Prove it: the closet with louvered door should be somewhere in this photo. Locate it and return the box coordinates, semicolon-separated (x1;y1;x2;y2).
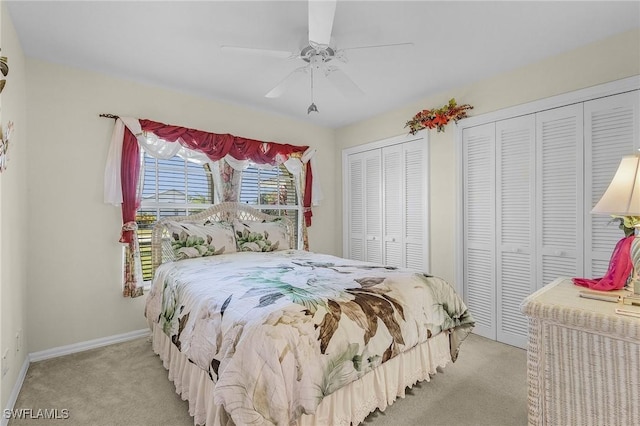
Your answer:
535;104;584;288
364;150;383;264
382;144;403;267
584;92;640;278
343;135;429;272
496;115;536;348
402;140;429;270
460;86;640;349
462;123;496;340
346;149;382;263
346;152;365;261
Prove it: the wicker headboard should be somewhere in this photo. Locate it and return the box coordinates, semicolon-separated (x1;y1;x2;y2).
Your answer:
150;202;295;275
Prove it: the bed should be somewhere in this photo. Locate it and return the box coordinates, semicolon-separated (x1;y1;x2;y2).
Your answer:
145;202;474;425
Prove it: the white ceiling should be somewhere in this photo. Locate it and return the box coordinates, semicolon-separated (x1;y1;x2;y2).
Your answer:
6;1;640;128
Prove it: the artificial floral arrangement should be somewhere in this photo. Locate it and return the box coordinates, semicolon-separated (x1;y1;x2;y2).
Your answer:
405;98;473;134
611;215;640;237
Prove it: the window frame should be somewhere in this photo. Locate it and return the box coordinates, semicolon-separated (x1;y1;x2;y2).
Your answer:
133;151;302;285
239;163;302;247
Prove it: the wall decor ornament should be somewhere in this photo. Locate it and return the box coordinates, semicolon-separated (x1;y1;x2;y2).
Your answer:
0;49;8;94
0;49;9;172
405;98;473;134
0;121;14;172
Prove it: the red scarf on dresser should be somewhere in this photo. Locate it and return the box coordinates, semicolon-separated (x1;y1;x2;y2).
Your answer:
573;235;634;291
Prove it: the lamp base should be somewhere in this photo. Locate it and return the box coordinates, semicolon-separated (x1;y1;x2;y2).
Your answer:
628;230;640;296
626;277;640;295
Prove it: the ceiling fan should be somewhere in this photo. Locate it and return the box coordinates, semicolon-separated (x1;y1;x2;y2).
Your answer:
220;0;413;114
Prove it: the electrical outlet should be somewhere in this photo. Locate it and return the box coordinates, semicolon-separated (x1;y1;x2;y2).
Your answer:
16;330;21;353
1;349;9;377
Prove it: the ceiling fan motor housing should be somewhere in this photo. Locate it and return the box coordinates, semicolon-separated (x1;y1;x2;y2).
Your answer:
301;45;335;69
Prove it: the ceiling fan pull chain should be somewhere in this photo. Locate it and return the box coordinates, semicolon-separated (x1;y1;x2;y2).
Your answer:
308;67;318;114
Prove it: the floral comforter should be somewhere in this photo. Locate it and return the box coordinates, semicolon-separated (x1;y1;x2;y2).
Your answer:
145;250;474;425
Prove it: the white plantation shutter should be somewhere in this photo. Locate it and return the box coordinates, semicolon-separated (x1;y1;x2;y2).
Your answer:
364;150;383;264
138;153;215;280
143;154;215;206
238;167;260;204
536;104;584;286
404;140;428;271
383;144;403;267
496;115;536;348
239;165;297;207
238;164;300;244
463;123;496;340
348;153;365;261
584;92;640;277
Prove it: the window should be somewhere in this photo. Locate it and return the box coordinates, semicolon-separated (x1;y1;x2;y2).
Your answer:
135;150;300;281
136;151;215;281
240;163;300;245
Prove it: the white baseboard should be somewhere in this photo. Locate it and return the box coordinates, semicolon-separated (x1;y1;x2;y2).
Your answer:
2;329;150;424
1;356;29;426
29;328;150;362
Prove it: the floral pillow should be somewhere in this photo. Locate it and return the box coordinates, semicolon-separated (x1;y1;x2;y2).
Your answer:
165;220;236;260
232;219;291;252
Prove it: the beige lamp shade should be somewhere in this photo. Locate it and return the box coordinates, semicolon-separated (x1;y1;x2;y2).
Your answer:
592;153;640;216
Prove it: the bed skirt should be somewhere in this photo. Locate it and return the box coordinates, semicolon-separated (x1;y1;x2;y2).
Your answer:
151;323;452;425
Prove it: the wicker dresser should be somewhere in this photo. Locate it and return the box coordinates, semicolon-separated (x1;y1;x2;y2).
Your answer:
521;278;640;426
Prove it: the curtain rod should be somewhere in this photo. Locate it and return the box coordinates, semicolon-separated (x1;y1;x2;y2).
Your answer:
99;113;119;120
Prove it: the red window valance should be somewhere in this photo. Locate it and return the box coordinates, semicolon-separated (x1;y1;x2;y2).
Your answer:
116;118;314;245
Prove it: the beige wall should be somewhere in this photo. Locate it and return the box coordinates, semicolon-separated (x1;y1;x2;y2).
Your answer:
1;8;638;401
25;60;337;354
1;0;4;406
335;28;640;286
1;1;28;408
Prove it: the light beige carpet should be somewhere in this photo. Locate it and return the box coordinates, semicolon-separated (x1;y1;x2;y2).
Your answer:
9;333;527;426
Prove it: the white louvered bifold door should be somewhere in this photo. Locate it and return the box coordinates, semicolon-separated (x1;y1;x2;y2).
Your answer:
536;104;584;287
496;115;536;348
403;139;429;271
347;153;365;261
382;144;404;268
346;136;429;269
584;92;640;278
462;123;496;340
364;149;383;264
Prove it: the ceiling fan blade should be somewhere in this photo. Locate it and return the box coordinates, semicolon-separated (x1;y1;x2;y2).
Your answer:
308;0;337;48
340;42;414;53
265;66;308;98
325;67;364;98
220;45;295;59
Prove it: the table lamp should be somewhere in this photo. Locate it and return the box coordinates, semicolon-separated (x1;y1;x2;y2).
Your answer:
592;153;640;297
